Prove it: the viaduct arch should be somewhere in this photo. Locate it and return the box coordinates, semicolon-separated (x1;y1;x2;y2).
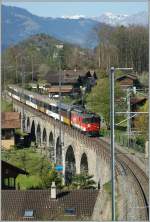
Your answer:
80;153;88;174
65;146;76;184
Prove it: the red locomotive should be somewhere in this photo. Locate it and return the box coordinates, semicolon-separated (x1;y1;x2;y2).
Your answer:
71;107;100;136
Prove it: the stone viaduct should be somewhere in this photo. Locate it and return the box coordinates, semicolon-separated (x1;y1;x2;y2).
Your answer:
13;101;111;186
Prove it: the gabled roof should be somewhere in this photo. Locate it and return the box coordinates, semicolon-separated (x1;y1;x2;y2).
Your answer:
1;112;21;129
1;189;99;221
2;160;28;178
47;85;73;93
116;74;137;81
131;97;147;105
45;70;95;85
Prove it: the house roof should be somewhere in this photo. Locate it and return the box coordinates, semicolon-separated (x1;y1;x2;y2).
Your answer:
1;112;21;129
131;97;147;105
45;70;91;85
1;189;99;221
2;161;28;178
47;85;73;93
116;74;137;81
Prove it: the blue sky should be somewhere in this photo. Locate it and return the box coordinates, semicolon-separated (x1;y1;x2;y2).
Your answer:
3;1;148;17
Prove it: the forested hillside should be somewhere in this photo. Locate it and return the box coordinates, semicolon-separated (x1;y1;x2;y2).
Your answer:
2;34;93;86
94;24;148;73
2;24;148;87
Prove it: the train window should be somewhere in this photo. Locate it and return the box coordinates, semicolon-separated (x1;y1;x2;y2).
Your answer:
44;103;48;109
48;104;51;110
36;100;40;106
25;95;29;100
83;118;90;123
83;117;100;123
51;106;58;113
31;98;37;104
38;100;43;107
41;101;44;108
92;117;100;123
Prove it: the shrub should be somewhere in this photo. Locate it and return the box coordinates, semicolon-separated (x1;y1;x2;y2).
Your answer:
136;136;145;147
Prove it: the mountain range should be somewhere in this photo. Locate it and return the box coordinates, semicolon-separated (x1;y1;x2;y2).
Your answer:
62;11;148;27
2;5;148;50
92;11;148;27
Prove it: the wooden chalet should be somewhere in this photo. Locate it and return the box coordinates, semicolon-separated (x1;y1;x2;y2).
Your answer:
1;112;21;149
46;85;76;97
116;74;140;89
45;70;97;96
1;161;28;190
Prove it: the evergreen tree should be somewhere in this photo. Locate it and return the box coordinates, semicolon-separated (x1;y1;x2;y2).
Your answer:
71;173;96;189
41;167;62;189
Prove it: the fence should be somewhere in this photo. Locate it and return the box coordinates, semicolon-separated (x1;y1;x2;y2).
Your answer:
100;130;144;153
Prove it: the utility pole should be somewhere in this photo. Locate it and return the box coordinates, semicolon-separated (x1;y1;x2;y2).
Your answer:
59;57;62;164
21;56;25;133
31;55;34;82
80;86;86;107
98;45;101;68
110;67;115;221
127;88;131;148
56;44;63;165
109;67;133;221
15;56;18;84
3;53;6;98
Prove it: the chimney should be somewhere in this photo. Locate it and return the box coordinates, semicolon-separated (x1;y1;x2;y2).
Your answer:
51;181;56;199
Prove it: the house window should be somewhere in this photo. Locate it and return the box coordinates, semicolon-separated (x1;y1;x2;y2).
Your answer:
2;130;6;139
64;208;76;216
24;210;34;218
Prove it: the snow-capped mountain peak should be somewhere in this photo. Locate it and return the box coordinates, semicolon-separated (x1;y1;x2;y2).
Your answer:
61;14;86;19
92;11;148;26
93;12;129;26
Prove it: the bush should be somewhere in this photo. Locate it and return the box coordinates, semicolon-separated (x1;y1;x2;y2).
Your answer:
41;168;62;189
15;129;28;137
103;180;112;195
136;136;145;147
24;84;32;91
99;128;108;137
16;175;43;190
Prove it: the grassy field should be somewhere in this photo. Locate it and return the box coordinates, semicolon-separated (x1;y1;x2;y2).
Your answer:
1;99;13;112
2;148;51;189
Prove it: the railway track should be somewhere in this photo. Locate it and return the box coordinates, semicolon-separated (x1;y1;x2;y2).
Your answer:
117;158;148;220
11;97;149;220
97;138;149;220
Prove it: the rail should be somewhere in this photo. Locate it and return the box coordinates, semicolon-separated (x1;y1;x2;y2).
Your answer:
100;138;149;220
